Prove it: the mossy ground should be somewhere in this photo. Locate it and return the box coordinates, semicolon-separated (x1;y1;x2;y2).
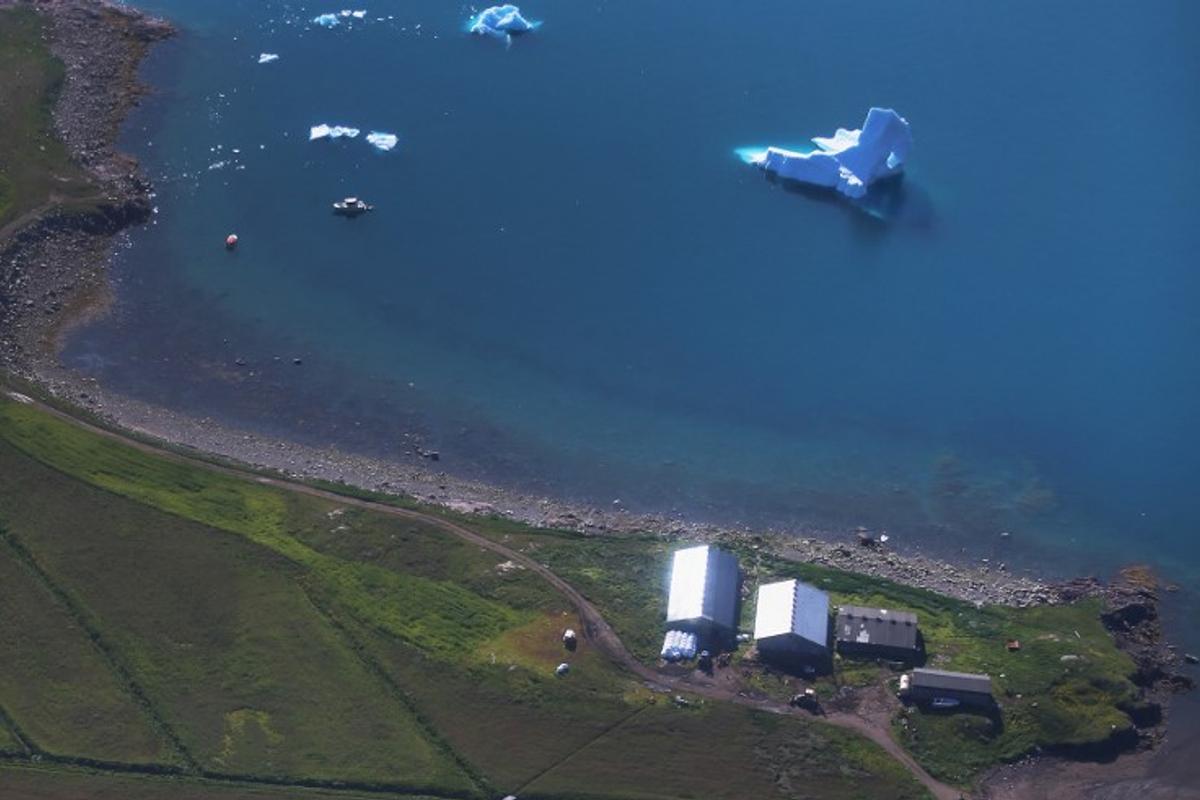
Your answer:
0;763;452;800
0;7;98;228
0;548;175;765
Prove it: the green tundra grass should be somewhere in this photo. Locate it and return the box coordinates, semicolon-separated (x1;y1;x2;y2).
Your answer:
0;763;451;800
0;7;97;228
0;548;175;765
0;396;933;799
521;701;928;800
0;715;22;754
0;440;472;792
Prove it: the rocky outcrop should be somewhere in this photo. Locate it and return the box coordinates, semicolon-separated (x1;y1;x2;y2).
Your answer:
1;1;173;373
1099;566;1193;693
1051;566;1194;759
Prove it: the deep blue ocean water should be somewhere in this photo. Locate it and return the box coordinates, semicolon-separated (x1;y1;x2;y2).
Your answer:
75;1;1199;598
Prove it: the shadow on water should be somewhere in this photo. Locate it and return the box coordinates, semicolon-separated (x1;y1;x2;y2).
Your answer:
763;172;937;237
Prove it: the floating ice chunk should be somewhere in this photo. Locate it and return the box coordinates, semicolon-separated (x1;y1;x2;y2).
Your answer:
742;108;912;199
310;124;360;140
366;132;398;152
313;13;340;27
468;5;540;41
257;53;280;64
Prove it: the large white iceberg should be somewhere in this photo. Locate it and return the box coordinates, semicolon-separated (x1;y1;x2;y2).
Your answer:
469;5;540;40
742;108;912;199
366;132;398;152
310;124;361;140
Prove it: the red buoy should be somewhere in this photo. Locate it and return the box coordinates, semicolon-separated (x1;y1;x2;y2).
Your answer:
225;234;239;250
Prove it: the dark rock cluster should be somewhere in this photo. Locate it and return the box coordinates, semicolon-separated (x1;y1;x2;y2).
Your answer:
1098;566;1193;694
1058;565;1194;755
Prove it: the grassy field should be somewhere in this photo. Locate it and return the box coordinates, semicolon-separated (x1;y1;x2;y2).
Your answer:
521;701;929;800
0;714;22;754
0;7;97;228
0;544;174;765
0;396;934;799
0;764;452;800
0;438;472;792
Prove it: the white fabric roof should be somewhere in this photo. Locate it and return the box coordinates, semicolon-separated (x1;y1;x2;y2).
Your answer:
754;579;798;639
666;545;710;622
754;579;829;647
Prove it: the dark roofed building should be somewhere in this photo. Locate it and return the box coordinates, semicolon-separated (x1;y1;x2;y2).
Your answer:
905;668;993;707
835;605;919;659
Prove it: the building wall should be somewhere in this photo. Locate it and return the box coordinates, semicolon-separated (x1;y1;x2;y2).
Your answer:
701;548;740;633
908;686;994;707
757;632;828;659
836;640;919;661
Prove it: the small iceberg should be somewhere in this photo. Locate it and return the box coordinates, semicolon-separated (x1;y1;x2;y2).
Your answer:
257;53;280;64
366;132;398;152
313;11;366;28
468;5;540;41
741;108;912;199
310;124;361;141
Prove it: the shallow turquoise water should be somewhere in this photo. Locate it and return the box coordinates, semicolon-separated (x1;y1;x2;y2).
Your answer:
77;1;1200;584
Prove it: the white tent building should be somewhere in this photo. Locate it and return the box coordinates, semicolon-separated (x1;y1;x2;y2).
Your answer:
664;545;739;640
753;579;830;658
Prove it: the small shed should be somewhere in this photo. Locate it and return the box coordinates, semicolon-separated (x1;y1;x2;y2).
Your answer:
753;579;829;658
665;545;740;643
835;605;919;659
906;668;993;707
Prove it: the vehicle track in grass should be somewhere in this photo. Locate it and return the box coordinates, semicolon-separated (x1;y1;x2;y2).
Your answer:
3;387;963;800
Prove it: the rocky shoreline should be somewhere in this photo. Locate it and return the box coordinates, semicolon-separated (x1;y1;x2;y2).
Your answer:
0;0;171;370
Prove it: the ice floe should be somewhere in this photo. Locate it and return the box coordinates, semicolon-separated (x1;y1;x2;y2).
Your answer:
366;132;398;152
257;53;280;64
740;108;912;199
310;125;398;153
468;5;540;41
310;124;361;140
313;10;367;27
